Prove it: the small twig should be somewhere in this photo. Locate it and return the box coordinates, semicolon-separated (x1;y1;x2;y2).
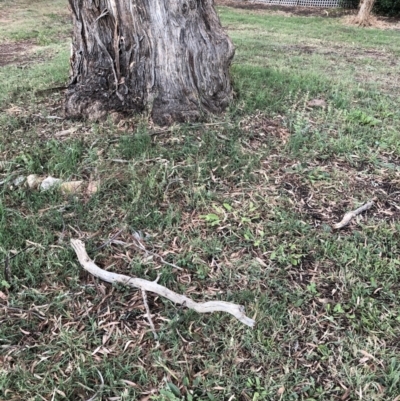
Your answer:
95;229;124;251
164;178;182;194
1;305;46;320
85;369;104;401
58;216;66;245
35;86;68;95
4;256;11;284
333;201;374;229
110;159;130;163
26;240;46;250
142;289;158;340
112;238;184;271
32;114;64;120
1;246;30;271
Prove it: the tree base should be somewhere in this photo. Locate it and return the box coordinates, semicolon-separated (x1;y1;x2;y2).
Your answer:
349;0;376;27
348;15;373;26
65;0;234;126
65;84;208;125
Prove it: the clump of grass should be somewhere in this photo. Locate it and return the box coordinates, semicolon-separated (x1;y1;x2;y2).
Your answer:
1;2;400;401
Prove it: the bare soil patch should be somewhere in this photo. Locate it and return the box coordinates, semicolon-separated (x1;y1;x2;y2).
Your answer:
288;44;397;63
0;40;39;67
0;13;12;24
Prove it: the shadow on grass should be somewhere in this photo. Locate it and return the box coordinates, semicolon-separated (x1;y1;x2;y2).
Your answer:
231;63;350;114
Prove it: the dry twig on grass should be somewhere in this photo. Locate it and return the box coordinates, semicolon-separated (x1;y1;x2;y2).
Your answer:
85;369;104;401
112;234;184;271
333;201;374;229
71;239;255;327
142;289;159;340
94;228;124;251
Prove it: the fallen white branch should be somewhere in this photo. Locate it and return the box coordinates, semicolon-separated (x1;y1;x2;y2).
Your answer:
71;239;255;327
333;201;374;229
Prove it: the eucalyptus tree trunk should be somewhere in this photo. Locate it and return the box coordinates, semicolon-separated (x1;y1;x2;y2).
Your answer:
354;0;376;26
65;0;235;125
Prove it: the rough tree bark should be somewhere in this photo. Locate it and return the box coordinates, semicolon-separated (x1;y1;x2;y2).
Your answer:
352;0;376;26
66;0;235;125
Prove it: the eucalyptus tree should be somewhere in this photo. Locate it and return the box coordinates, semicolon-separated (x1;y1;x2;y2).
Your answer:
66;0;234;125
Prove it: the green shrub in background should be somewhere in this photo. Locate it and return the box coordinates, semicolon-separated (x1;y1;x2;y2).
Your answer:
373;0;400;16
344;0;400;16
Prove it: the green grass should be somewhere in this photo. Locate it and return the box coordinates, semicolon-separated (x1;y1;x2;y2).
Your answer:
0;0;70;44
1;2;400;401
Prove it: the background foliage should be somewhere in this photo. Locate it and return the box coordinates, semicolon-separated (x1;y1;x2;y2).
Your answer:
374;0;400;16
343;0;400;16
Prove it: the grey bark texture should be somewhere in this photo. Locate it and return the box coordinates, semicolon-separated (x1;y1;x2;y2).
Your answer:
65;0;235;125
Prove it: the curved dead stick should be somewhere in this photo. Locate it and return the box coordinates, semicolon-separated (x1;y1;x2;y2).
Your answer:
333;201;374;229
71;239;255;327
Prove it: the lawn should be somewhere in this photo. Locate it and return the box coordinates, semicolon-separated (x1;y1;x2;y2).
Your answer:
1;1;400;400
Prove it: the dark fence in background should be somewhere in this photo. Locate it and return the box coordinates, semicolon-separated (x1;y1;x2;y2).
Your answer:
238;0;400;14
240;0;356;7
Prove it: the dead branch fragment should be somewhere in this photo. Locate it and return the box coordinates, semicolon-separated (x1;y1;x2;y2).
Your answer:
142;289;158;340
71;239;255;327
333;201;374;229
85;369;104;401
111;235;184;271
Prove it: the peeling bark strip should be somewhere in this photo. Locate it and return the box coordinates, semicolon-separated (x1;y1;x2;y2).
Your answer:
66;0;235;125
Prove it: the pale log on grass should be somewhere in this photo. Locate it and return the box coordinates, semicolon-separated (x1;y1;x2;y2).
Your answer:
71;239;255;327
333;201;374;229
